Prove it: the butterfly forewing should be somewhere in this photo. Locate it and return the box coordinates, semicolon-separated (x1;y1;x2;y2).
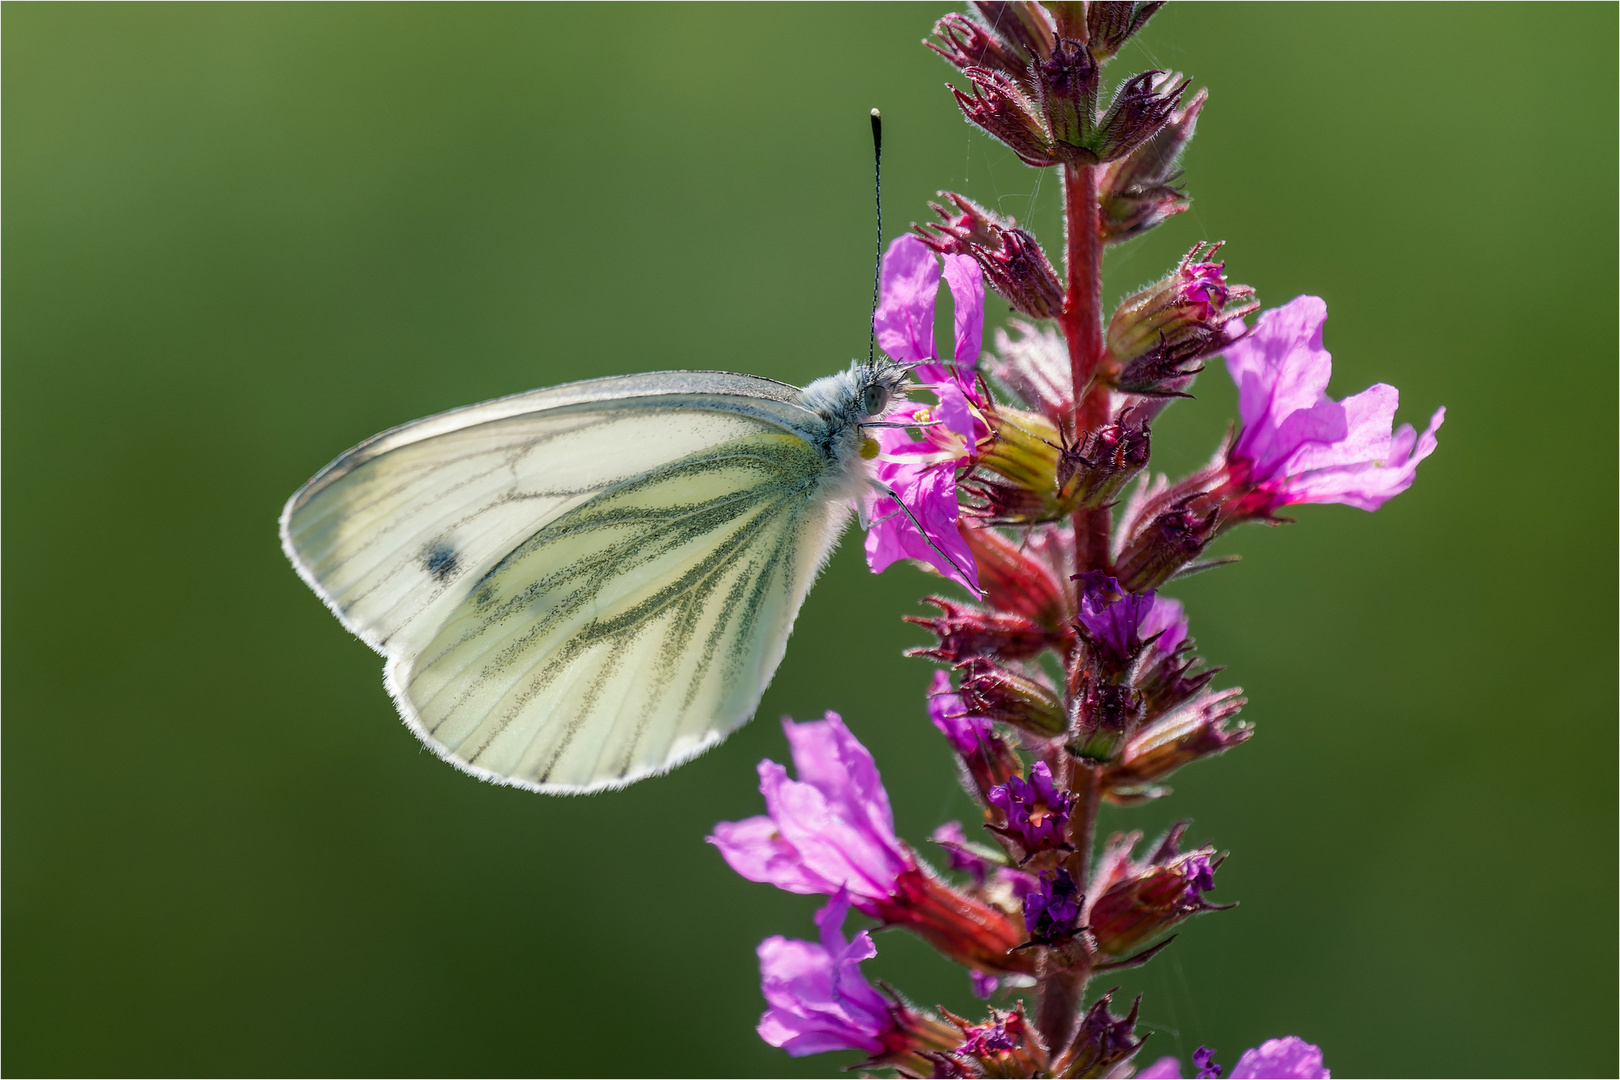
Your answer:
281;373;852;793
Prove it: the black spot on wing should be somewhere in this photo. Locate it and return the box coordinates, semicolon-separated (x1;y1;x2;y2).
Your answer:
424;542;459;582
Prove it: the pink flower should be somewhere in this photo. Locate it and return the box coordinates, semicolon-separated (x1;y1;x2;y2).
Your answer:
1138;1036;1330;1078
708;713;911;911
1224;295;1444;513
755;890;899;1057
864;235;987;593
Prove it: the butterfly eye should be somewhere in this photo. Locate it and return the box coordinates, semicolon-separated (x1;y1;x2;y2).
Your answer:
861;384;890;416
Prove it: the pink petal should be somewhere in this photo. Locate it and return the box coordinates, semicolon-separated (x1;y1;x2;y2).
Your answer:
943;253;985;371
874;235;939;364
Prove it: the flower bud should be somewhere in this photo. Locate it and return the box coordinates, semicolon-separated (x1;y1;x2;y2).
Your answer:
917;193;1064;319
929;11;1034;86
963;405;1069;524
1033;36;1101;155
1089;69;1190;163
1068;677;1144;762
952;67;1064;167
1107;243;1257;392
1100;87;1205;243
1136;637;1220;724
957;658;1068;737
959;525;1069;630
908;596;1057;663
1089;823;1231;960
1114;495;1217;592
924;669;1026;806
973;1;1057;63
1086;1;1165;61
1103;687;1251;802
931;1002;1048;1078
1058;407;1152;510
1053;990;1148;1078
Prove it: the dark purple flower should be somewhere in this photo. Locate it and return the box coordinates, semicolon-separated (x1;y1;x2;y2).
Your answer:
708;713;911;912
1139;1038;1329;1079
1194;1045;1224;1078
864;235;986;593
927;670;994;755
987;761;1073;854
1076;570;1185;666
1022;867;1083;943
755;890;897;1057
1224;295;1444;514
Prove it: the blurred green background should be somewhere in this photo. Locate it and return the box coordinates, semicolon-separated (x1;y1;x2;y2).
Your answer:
5;3;1615;1076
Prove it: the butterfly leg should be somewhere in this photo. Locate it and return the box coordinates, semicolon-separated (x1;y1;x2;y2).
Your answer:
868;479;983;597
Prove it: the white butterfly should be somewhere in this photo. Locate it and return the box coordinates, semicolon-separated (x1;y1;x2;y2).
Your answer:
280;360;955;794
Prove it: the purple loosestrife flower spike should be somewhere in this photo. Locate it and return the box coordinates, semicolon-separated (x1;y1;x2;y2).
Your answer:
708;713;910;911
865;236;986;593
755;890;897;1057
1223;295;1445;515
987;760;1072;855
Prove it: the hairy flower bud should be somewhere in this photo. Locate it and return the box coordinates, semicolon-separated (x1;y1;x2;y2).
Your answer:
1054;991;1149;1078
1058;407;1152;509
972;1;1056;62
1114;495;1218;592
957;658;1067;737
928;1002;1049;1078
924;670;1026;806
1108;244;1258;397
1090;69;1189;163
1137;636;1220;723
1100;87;1205;243
929;11;1034;86
951;67;1063;167
1086;1;1166;60
1104;687;1251;802
1069;677;1145;761
1034;36;1101;153
963;405;1071;524
908;596;1057;663
918;193;1065;319
1089;823;1231;960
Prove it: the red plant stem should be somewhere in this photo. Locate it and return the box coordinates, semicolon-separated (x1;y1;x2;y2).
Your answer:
1035;161;1112;1057
1060;161;1114;578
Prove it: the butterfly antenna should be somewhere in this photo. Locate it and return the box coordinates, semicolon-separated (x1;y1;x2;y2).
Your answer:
868;107;883;366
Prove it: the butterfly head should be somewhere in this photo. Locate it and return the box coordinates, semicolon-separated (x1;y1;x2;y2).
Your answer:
852;356;910;420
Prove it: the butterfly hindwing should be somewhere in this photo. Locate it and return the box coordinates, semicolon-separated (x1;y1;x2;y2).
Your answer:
394;430;849;791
